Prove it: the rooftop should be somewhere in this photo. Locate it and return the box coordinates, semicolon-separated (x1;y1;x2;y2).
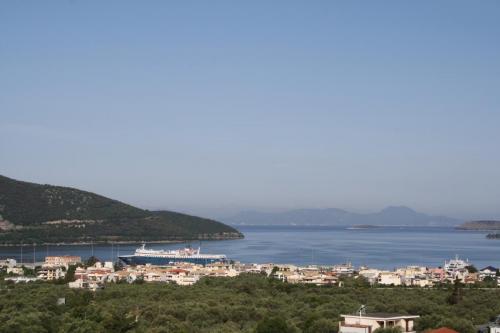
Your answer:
342;312;419;319
480;266;498;271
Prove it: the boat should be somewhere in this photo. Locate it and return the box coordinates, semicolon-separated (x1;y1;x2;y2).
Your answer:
444;254;469;274
119;244;227;266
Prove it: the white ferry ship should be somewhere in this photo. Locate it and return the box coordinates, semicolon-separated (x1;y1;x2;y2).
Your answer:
119;244;227;266
444;255;470;274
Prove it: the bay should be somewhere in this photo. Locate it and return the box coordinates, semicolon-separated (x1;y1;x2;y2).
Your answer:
1;226;499;270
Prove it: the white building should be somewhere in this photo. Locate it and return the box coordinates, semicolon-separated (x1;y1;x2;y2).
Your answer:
4;276;39;283
45;256;81;267
358;268;381;285
68;279;89;289
38;266;65;280
486;315;500;333
0;258;17;268
339;312;419;333
479;266;498;280
6;266;24;275
378;272;402;286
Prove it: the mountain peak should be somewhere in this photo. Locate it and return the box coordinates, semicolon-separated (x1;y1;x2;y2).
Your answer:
224;206;461;226
380;206;418;214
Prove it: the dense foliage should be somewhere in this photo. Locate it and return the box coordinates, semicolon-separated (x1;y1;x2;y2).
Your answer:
0;175;242;244
1;274;499;333
0;175;148;224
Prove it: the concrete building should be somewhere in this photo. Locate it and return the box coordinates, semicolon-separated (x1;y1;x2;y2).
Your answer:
44;256;81;267
378;272;402;286
37;266;65;280
339;313;419;333
358;268;381;285
485;315;500;333
4;276;39;283
0;258;17;268
479;266;498;280
6;266;24;275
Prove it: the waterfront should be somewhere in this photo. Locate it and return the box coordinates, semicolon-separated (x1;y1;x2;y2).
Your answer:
1;226;498;269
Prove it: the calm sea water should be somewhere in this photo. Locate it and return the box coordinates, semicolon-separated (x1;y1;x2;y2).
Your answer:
1;226;499;269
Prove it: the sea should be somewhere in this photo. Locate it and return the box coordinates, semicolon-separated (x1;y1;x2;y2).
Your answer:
1;226;499;270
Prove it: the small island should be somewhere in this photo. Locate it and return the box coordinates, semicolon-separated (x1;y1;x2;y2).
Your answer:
486;233;500;239
347;224;380;230
455;220;500;231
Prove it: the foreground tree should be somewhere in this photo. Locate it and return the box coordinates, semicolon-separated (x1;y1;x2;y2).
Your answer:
447;278;463;305
373;327;402;333
255;317;291;333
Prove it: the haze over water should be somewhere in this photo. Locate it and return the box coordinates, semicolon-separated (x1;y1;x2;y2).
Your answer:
2;226;498;270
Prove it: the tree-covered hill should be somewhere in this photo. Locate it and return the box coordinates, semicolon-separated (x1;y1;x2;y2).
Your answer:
0;175;242;244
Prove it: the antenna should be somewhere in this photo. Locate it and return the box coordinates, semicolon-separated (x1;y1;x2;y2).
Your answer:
91;240;94;257
356;305;366;323
111;243;114;263
20;241;23;264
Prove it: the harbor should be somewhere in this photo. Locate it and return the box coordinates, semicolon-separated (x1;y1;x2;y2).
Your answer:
2;241;499;290
1;225;499;269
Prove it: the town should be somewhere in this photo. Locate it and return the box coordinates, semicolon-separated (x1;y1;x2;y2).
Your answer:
1;254;499;289
2;254;500;332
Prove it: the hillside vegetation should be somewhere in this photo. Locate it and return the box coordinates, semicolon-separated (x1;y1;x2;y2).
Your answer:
0;175;242;245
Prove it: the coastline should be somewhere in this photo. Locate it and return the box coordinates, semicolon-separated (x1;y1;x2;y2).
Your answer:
0;234;244;247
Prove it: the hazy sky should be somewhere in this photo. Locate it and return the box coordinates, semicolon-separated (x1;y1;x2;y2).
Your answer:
1;1;499;219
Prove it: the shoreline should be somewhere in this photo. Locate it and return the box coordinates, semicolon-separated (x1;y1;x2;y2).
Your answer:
0;235;244;247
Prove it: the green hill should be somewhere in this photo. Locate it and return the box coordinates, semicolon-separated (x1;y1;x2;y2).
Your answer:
0;175;242;245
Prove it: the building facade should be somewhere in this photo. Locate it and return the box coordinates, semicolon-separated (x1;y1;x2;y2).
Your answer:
339;313;419;333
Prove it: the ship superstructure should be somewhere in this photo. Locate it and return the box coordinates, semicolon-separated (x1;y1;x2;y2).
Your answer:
444;255;470;275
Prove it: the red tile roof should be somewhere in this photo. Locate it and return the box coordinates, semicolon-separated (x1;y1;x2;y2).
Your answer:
428;328;459;333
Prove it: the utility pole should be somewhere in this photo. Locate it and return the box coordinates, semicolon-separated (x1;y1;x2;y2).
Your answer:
33;244;36;266
20;241;23;264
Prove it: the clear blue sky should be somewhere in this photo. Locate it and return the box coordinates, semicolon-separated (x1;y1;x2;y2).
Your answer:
1;1;499;219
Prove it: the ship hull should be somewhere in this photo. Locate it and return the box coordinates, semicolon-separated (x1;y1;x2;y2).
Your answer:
119;255;225;266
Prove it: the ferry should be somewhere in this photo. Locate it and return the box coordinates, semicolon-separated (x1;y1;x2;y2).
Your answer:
444;255;469;274
119;244;227;266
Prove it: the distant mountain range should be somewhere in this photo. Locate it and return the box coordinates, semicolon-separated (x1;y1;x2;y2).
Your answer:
0;175;242;245
223;206;462;227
